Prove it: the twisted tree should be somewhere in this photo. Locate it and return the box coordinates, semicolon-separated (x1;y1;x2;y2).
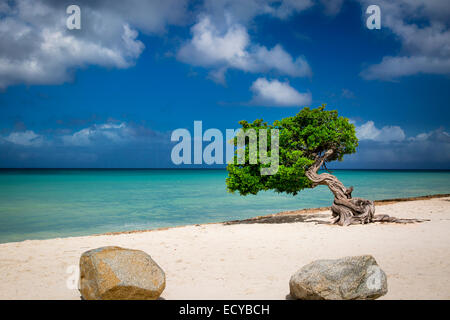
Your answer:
226;105;423;226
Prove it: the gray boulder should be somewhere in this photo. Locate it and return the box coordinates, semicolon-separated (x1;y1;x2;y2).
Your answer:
289;255;387;300
79;246;165;300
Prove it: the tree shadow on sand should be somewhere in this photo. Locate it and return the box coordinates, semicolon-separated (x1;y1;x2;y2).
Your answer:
224;213;333;225
223;213;429;226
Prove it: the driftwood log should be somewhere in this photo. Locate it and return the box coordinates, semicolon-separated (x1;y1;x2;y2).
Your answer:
305;149;427;226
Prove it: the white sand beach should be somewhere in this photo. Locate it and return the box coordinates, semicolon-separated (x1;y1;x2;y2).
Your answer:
0;196;449;300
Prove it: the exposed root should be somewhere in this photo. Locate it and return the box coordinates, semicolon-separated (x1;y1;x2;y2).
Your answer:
331;197;428;226
371;215;429;224
331;197;375;226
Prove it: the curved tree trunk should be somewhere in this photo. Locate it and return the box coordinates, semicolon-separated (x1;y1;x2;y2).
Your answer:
305;150;427;226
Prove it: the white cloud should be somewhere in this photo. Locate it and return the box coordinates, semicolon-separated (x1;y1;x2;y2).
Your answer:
7;0;448;89
362;55;450;80
0;0;317;89
359;0;450;80
178;17;249;68
61;122;134;146
250;77;312;106
342;126;450;168
177;15;311;82
1;120;168;151
201;0;314;25
2;130;45;147
0;0;188;88
1;120;449;169
0;121;172;167
355;121;406;142
265;0;314;19
208;67;228;85
409;127;450;143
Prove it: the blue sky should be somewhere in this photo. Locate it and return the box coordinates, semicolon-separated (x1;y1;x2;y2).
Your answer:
0;0;449;168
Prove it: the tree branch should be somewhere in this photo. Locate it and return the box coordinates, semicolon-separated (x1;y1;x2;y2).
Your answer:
305;149;349;200
309;149;333;174
323;162;333;174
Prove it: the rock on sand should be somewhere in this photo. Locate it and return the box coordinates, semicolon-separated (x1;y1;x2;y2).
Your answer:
289;255;387;300
79;246;165;300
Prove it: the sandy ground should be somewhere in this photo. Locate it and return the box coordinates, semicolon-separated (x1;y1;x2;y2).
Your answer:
0;197;449;300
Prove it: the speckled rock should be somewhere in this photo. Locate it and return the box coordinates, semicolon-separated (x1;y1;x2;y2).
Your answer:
289;255;387;300
79;246;165;300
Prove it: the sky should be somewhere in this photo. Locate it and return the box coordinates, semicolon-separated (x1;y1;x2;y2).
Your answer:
0;0;449;169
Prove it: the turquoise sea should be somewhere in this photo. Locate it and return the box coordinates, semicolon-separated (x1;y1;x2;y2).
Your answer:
0;169;449;243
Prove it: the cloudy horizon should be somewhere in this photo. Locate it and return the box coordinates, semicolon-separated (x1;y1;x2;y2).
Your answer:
0;0;449;169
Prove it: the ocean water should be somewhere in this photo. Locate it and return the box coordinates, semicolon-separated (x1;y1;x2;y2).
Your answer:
0;169;448;243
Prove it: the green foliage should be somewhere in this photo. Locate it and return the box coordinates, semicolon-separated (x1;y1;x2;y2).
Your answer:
226;105;358;196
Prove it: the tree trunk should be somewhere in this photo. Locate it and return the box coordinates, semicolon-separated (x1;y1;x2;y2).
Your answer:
305;150;426;226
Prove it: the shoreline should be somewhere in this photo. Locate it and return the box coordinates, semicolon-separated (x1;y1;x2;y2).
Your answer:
0;195;448;299
97;193;450;237
0;193;449;245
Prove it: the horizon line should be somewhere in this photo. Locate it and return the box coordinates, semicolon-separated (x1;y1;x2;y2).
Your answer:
0;168;449;171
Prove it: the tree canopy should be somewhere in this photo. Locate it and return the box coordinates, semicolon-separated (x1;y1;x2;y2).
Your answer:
226;105;358;196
